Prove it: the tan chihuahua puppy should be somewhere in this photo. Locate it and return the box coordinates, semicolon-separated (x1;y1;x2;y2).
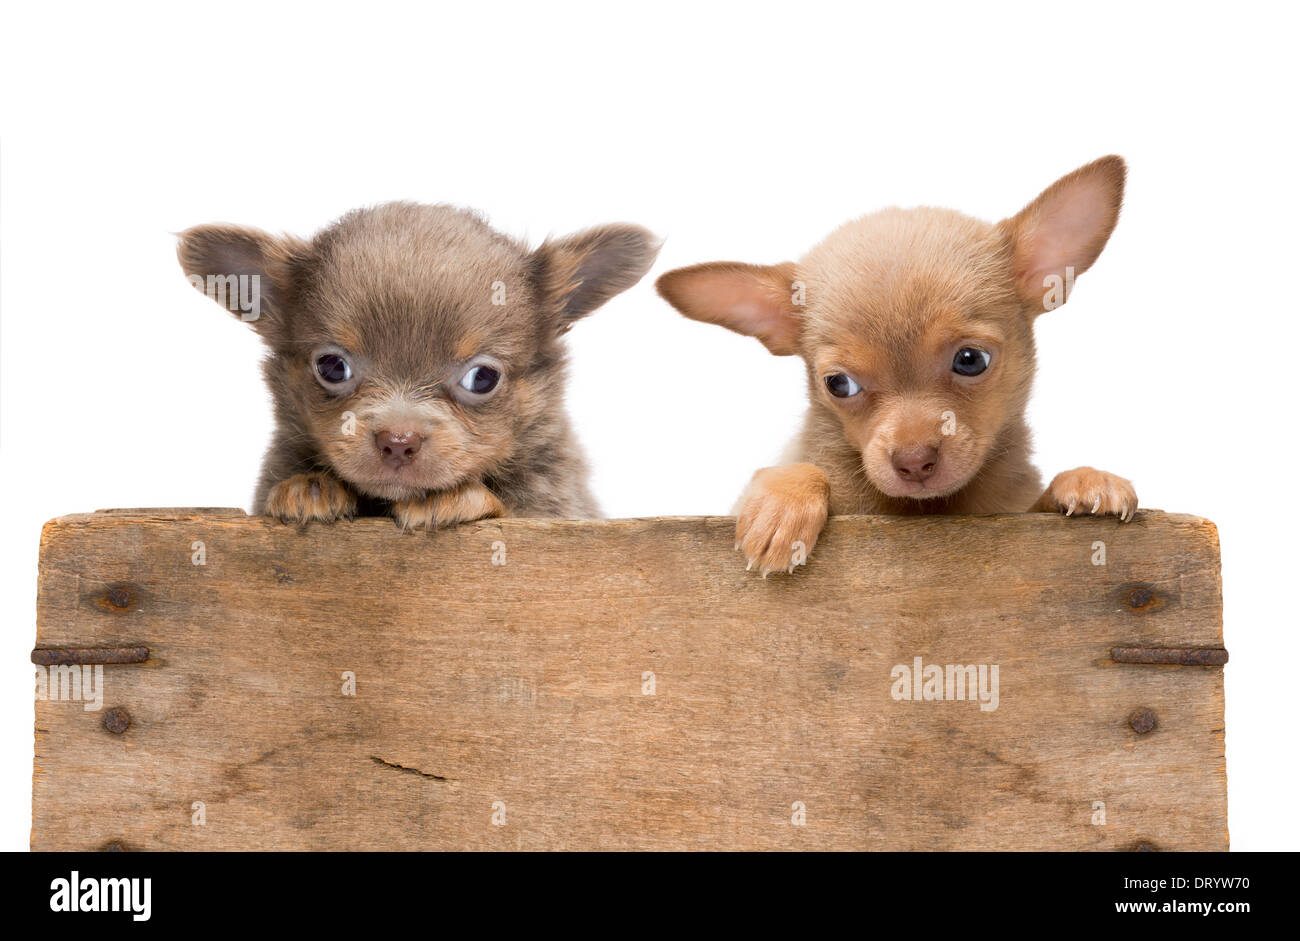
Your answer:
657;156;1135;574
179;203;658;527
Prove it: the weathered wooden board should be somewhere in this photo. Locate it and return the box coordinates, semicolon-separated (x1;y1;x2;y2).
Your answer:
31;509;1227;851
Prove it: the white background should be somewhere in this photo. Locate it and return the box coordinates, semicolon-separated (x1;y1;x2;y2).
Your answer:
1;1;1296;851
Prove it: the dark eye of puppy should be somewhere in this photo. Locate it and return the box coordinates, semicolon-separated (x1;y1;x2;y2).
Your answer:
452;356;506;404
460;364;500;395
952;347;991;377
825;373;862;398
315;353;352;385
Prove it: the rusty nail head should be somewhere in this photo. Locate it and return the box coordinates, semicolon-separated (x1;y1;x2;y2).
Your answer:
1128;587;1153;608
1129;708;1157;734
103;707;131;734
105;587;133;609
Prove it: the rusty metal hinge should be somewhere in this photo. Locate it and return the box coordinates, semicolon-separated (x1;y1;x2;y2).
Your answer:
31;646;150;666
1110;645;1228;667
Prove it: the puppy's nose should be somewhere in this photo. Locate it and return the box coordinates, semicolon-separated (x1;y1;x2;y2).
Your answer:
374;430;423;468
892;445;939;482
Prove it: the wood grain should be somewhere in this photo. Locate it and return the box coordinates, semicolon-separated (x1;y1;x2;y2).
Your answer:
31;509;1227;850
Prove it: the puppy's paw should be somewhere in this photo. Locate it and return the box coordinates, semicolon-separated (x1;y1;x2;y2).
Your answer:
734;463;831;576
264;473;357;523
392;481;505;531
1036;466;1137;522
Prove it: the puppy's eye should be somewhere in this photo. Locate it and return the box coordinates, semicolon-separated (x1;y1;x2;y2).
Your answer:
952;348;991;377
315;353;353;384
825;373;862;398
456;361;503;398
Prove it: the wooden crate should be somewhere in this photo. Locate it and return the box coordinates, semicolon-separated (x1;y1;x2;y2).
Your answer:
31;508;1227;851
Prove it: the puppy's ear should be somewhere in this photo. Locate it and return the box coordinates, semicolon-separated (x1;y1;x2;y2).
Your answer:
176;224;306;338
655;262;802;356
999;155;1126;314
531;224;661;328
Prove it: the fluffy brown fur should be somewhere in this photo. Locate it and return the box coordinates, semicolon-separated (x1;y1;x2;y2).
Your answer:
657;156;1135;574
178;202;659;526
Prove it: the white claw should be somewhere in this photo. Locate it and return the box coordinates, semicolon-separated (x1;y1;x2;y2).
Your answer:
1066;500;1077;516
746;558;755;572
1091;496;1101;514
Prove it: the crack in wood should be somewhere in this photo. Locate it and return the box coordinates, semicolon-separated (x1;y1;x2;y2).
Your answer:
369;756;449;782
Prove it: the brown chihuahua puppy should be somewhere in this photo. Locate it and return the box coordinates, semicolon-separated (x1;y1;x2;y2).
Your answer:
179;203;658;527
657;156;1135;574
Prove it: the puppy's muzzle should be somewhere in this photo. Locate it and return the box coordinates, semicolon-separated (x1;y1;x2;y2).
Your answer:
374;429;423;469
892;445;939;483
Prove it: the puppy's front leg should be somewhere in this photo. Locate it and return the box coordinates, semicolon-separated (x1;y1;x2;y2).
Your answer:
264;472;358;523
1031;466;1138;522
735;463;831;576
392;480;505;531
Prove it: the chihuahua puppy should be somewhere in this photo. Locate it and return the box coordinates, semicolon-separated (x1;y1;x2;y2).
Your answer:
178;202;658;527
657;156;1135;574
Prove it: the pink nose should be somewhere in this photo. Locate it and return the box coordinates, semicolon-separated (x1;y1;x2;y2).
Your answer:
375;430;422;468
892;445;939;482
